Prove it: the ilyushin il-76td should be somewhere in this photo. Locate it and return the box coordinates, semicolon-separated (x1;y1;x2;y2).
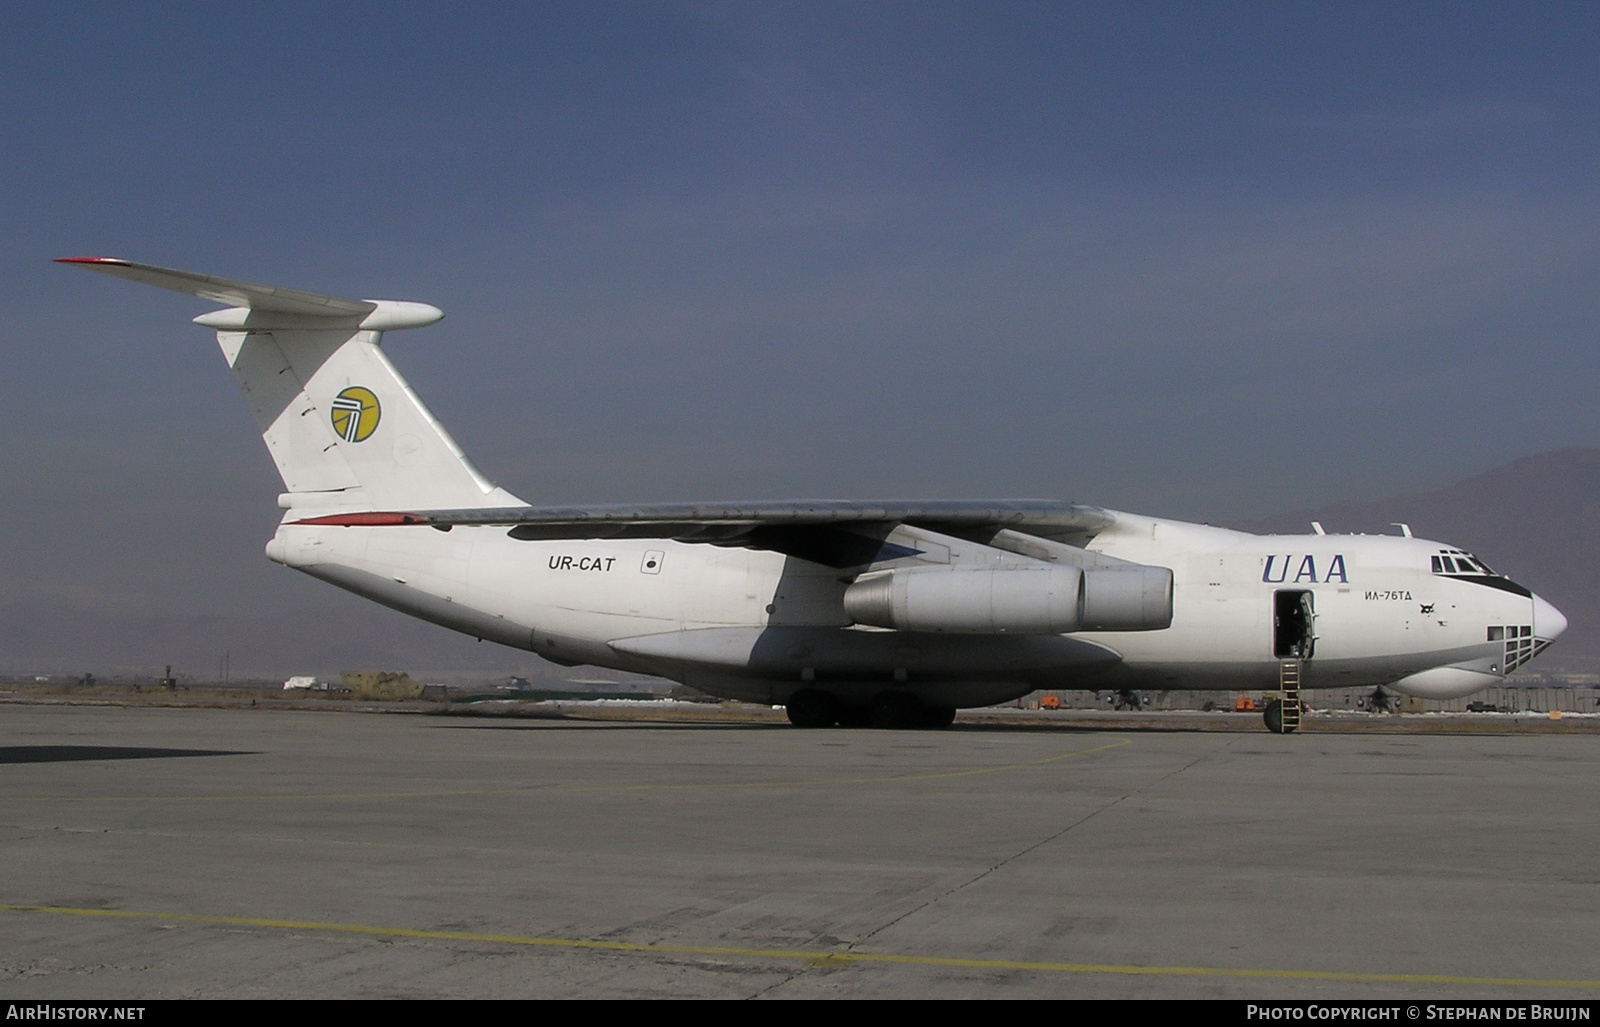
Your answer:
60;258;1568;732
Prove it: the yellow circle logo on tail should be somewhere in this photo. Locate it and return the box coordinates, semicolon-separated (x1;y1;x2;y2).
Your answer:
330;387;381;443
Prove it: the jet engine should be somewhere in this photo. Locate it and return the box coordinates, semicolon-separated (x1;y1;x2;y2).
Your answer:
1079;565;1174;631
843;563;1172;634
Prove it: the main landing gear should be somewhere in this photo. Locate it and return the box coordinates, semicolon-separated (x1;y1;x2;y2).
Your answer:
785;688;957;730
784;689;841;728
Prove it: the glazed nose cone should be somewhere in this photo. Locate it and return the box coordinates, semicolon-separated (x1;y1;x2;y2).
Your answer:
1533;594;1568;641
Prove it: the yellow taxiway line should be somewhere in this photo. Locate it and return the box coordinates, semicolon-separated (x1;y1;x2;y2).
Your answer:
2;903;1596;990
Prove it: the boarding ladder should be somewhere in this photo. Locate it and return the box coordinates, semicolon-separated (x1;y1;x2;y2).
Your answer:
1279;660;1302;733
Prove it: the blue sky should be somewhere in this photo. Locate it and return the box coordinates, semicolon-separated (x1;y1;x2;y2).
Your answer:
4;3;1598;675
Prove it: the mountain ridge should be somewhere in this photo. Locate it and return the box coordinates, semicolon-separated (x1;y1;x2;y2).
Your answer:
1233;447;1600;671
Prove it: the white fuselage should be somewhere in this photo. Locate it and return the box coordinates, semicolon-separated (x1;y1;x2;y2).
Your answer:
266;508;1563;708
58;257;1567;712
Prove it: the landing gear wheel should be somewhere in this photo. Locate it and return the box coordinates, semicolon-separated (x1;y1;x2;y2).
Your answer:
786;689;840;728
864;693;955;729
836;704;872;728
1263;699;1285;734
868;691;922;730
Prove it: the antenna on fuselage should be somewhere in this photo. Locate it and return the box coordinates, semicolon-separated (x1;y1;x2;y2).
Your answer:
1311;521;1326;535
1391;523;1413;538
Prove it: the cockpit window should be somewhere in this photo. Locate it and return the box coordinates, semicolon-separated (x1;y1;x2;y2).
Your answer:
1432;549;1495;577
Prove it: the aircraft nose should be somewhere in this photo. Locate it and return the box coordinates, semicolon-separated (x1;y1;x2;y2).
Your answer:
1533;593;1568;641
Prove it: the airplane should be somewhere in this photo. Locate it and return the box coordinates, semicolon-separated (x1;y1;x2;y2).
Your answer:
58;257;1569;733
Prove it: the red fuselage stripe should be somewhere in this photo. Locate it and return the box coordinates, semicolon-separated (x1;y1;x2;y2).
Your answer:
292;513;429;526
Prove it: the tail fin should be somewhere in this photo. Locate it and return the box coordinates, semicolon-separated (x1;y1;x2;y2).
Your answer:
58;258;521;513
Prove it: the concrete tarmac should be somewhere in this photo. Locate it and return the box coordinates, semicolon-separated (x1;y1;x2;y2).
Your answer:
1;704;1596;999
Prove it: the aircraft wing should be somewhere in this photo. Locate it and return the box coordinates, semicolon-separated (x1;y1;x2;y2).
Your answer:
292;501;1117;568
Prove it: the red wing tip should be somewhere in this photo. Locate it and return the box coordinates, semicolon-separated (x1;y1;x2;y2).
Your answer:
292;512;431;527
55;257;130;265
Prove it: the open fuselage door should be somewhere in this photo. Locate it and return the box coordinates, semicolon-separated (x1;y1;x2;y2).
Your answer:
1273;590;1315;660
1269;589;1314;733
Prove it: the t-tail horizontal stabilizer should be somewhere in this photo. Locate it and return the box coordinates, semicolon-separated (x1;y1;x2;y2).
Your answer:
55;257;443;331
58;257;518;512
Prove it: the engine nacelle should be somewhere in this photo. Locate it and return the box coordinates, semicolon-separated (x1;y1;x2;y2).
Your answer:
842;563;1174;634
1080;566;1174;631
844;565;1085;634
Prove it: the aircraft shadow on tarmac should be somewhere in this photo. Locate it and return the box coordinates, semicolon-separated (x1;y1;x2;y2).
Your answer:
428;720;1107;734
0;746;257;765
431;721;789;733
